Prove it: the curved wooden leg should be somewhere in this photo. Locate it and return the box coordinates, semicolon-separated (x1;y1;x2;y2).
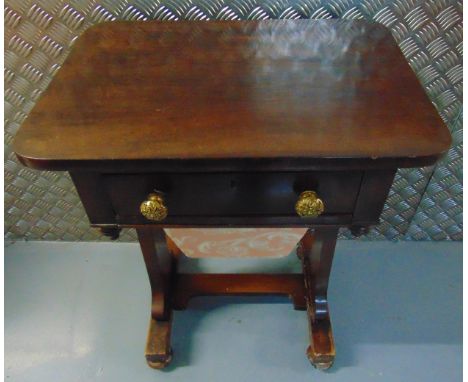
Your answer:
137;227;177;369
298;228;338;370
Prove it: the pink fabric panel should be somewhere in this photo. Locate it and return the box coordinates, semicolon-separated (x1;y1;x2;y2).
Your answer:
165;228;307;258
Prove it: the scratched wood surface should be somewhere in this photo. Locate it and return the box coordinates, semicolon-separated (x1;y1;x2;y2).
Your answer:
14;20;450;171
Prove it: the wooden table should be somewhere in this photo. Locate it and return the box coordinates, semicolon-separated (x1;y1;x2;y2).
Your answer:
14;20;450;370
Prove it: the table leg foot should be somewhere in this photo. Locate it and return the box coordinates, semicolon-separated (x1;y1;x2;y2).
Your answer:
307;347;334;370
306;319;335;370
145;317;173;369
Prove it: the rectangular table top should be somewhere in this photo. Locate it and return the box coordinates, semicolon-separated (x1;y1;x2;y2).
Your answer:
14;20;451;171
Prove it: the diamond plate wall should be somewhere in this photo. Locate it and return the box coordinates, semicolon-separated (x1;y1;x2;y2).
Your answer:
4;0;462;242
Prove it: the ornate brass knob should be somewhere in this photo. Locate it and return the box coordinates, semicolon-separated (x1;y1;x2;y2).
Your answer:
140;193;168;221
295;191;324;218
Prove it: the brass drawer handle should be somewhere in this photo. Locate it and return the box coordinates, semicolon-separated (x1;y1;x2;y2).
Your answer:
140;193;168;221
295;191;324;218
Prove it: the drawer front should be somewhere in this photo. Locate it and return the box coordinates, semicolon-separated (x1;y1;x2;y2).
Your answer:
103;171;362;224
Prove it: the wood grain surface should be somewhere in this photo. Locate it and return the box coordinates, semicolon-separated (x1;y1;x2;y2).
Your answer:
14;20;450;171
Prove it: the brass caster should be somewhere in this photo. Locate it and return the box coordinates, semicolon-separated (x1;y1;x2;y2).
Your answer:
146;348;173;369
307;345;334;370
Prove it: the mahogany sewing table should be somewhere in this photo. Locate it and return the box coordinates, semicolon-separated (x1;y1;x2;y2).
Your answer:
13;20;451;370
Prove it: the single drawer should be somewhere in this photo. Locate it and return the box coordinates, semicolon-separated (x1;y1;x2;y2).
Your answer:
103;171;362;224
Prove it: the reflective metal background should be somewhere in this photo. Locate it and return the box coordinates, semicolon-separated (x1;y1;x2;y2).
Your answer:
4;0;462;242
